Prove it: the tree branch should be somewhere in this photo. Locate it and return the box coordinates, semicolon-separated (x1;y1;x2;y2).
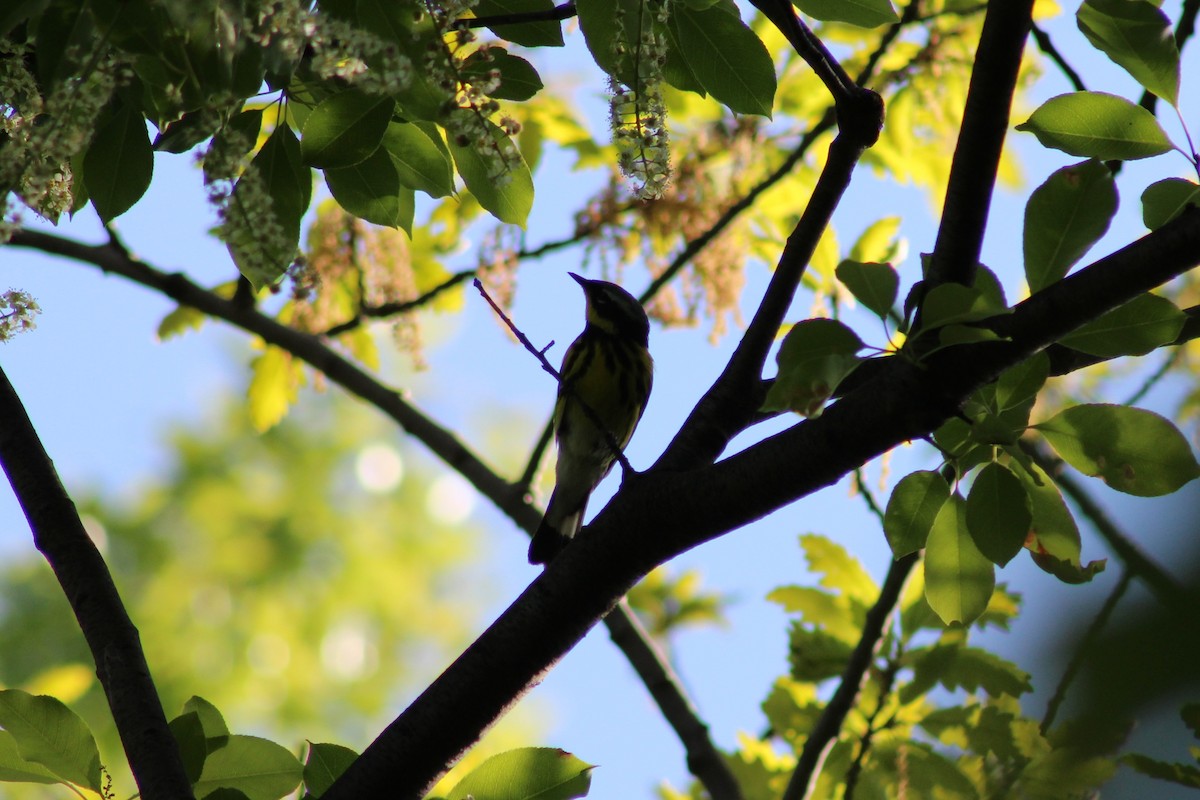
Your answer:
321;269;476;337
781;553;917;800
923;0;1034;293
0;366;195;800
1030;22;1087;93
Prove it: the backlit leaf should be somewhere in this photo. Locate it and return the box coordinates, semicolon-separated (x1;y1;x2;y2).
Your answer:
84;101;154;223
1016;92;1174;160
248;346;305;433
794;0;899;27
474;0;565;46
1023;159;1116;292
836;260;899;320
1141;178;1200;230
672;3;776;116
0;690;101;791
1077;0;1179;106
924;495;995;626
883;470;950;557
447;117;534;226
445;747;593;800
300;89;395;169
966;463;1031;566
762;319;864;417
1058;293;1185;357
1034;404;1200;496
193;735;302;800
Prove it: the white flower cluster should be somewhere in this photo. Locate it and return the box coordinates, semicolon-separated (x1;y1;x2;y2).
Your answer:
608;1;672;200
212;165;296;286
0;289;40;341
0;39;118;239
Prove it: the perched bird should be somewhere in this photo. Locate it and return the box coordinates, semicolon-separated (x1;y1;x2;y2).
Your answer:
529;273;654;565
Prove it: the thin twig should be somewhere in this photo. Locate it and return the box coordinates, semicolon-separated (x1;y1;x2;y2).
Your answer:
1041;570;1132;733
473;278;634;475
1030;23;1087;92
781;552;918;800
322;269;476;337
0;366;195;800
842;659;901;799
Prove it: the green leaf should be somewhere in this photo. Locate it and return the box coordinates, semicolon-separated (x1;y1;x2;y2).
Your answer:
672;4;776;116
923;495;995;626
576;0;649;85
767;585;862;644
836;260;899;320
1023;159;1117;293
1058;293;1185;357
0;730;60;785
794;0;899;27
1077;0;1180;106
902;645;1032;702
447;117;534;226
157;304;208;341
994;352;1050;411
84;101;154;223
445;747;593;800
787;623;856;682
300;89;395;169
883;470;950;558
248;346;305;433
461;48;543;101
801;534;878;605
919;283;997;330
1141;177;1200;230
303;742;358;797
325;147;417;232
182;695;231;742
1013;462;1105;584
1015;91;1174;160
966;463;1032;567
1034;404;1200;496
193;735;303;800
848;216;904;264
0;690;101;791
169;711;208;784
761;319;864;417
226;124;311;288
474;0;565;46
377;122;455;199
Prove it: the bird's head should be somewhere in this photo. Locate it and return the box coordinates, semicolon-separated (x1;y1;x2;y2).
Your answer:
570;272;650;346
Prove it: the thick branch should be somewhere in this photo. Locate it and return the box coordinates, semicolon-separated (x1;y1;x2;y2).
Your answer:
0;367;194;800
923;0;1034;292
319;200;1200;800
781;553;917;800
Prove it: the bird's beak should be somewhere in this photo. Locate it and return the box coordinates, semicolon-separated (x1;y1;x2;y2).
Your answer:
568;272;588;291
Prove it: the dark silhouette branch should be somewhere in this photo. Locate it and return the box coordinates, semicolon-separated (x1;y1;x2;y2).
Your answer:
5;227;739;800
321;269;476;337
923;0;1034;293
0;366;195;800
1030;23;1087;93
781;553;917;800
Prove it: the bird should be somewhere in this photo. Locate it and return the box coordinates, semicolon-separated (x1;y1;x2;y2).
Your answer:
528;272;654;565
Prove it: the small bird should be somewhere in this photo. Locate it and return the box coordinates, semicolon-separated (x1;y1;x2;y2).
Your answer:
529;273;654;564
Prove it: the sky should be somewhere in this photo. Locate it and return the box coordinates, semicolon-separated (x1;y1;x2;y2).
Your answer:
3;4;1200;798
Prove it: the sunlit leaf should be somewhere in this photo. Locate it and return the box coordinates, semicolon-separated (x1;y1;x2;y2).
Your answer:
762;319;864;417
193;735;302;800
1034;404;1200;496
923;495;995;626
300;89;395;169
445;747;593;800
672;3;776;116
1016;92;1174;160
0;730;61;785
447;117;534;226
248;346;305;432
0;690;101;791
1023;159;1116;292
1077;0;1179;106
836;260;899;320
794;0;899;27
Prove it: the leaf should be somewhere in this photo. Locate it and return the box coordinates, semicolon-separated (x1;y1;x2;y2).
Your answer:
248;346;305;433
325;148;416;231
1034;404;1200;496
474;0;565;46
193;735;303;800
761;319;864;417
966;463;1032;567
801;534;878;605
767;585;862;644
787;623;856;682
1141;177;1200;230
0;690;101;791
836;260;899;320
672;3;776;116
300;89;395;169
445;747;593;800
848;216;903;264
794;0;899;28
169;712;208;783
1077;0;1180;106
157;304;208;341
923;495;995;626
902;645;1032;702
1015;91;1174;160
1058;293;1185;357
303;742;358;797
994;352;1050;411
1013;461;1105;584
1023;159;1117;292
381;122;455;199
447;117;534;226
883;470;950;558
919;283;996;330
1122;754;1200;788
182;695;231;741
461;48;543;101
83;101;154;223
0;730;60;785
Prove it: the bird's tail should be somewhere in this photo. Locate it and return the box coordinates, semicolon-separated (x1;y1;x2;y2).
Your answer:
528;489;586;564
